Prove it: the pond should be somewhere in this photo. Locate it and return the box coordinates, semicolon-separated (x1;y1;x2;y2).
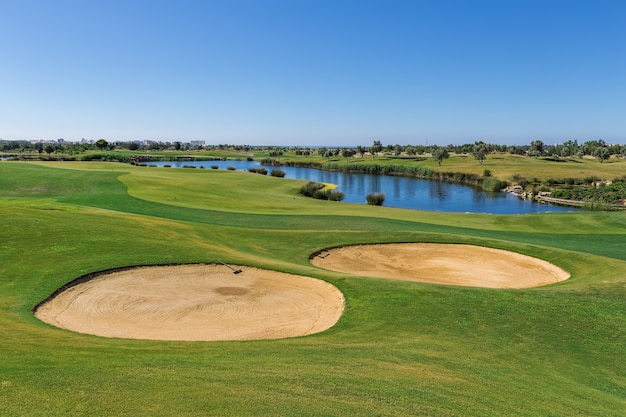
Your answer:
146;160;578;214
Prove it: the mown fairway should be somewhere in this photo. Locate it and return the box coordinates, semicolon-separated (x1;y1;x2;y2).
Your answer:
1;161;625;416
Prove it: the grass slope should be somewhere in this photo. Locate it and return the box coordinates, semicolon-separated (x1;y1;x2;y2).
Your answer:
1;161;625;416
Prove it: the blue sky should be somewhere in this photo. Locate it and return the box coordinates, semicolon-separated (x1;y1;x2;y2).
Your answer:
1;0;624;146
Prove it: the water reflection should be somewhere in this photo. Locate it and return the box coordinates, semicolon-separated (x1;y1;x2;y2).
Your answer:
147;160;578;214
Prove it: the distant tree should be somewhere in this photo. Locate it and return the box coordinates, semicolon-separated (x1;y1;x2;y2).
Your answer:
35;142;44;154
560;140;579;157
583;139;607;155
370;140;383;158
593;147;611;163
269;149;283;160
341;148;356;162
472;142;487;165
128;142;139;151
44;144;55;156
174;141;182;150
528;140;544;157
393;144;402;156
95;139;108;150
432;147;449;166
507;145;525;155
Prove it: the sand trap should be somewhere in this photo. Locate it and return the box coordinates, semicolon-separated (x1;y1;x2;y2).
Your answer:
35;264;345;341
311;243;569;288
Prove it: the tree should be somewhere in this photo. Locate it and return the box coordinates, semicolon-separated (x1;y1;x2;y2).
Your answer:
269;149;283;160
472;142;487;165
356;145;366;158
370;140;383;158
432;147;449;166
593;146;611;163
44;144;55;156
528;140;544;157
95;139;108;150
341;148;356;162
560;140;579;157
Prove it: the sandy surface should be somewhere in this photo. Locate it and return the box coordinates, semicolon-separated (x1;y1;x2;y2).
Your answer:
36;245;568;341
35;264;345;341
311;243;569;289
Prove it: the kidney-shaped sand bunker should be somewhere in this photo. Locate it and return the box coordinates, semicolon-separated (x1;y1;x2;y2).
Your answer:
311;243;569;288
35;264;345;341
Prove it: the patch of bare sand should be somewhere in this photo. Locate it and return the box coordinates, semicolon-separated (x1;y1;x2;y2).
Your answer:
35;264;345;341
311;243;569;288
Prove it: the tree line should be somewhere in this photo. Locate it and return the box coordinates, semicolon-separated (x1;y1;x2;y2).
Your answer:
2;138;624;164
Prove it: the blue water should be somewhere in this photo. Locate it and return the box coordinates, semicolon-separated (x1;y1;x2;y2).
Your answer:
147;160;578;214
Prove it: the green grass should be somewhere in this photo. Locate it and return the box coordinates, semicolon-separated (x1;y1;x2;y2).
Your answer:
1;161;625;416
283;152;626;183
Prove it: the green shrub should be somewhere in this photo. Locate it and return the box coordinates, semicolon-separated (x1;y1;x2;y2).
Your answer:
482;178;507;192
513;174;529;188
583;176;601;185
299;182;344;201
327;190;345;201
248;168;268;175
366;192;385;206
270;169;286;177
299;181;324;197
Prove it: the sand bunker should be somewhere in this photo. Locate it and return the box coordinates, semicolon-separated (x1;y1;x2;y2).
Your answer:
35;264;345;341
311;243;569;288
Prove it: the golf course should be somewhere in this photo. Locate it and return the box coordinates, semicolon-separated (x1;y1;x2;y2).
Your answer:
1;160;625;416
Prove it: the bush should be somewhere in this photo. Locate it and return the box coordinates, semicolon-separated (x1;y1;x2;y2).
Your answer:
327;190;345;201
270;169;286;177
248;168;268;175
512;174;529;188
366;192;385;206
227;166;236;170
299;182;324;197
482;178;507;192
299;182;344;201
211;165;219;169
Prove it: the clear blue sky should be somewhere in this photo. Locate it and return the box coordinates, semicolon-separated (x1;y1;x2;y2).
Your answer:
1;0;624;146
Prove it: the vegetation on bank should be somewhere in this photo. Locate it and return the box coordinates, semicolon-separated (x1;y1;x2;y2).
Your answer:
299;181;345;201
0;161;624;416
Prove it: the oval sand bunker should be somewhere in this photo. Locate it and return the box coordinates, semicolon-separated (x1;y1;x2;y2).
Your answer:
35;264;344;341
311;243;569;288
